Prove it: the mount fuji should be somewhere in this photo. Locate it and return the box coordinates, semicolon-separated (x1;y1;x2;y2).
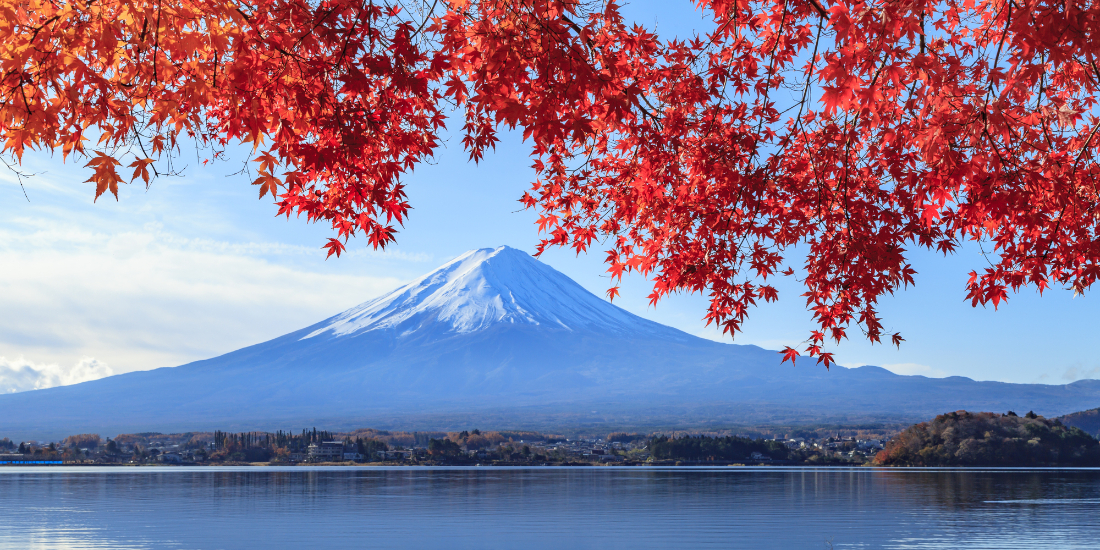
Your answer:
2;246;1099;439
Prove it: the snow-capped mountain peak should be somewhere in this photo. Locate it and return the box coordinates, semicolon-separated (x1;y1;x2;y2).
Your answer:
302;246;680;340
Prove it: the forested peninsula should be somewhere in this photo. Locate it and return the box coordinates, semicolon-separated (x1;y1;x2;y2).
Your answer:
872;411;1100;467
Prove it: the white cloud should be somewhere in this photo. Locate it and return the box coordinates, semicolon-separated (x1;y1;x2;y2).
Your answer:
1059;364;1100;382
844;362;949;378
0;356;113;393
0;220;410;375
1036;363;1100;383
689;325;804;351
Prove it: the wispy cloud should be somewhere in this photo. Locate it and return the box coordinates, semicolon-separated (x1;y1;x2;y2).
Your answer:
1060;364;1100;381
0;356;113;394
0;219;409;375
689;326;803;351
1035;363;1100;383
844;362;950;378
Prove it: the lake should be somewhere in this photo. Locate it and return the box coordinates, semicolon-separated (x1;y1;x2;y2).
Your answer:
1;466;1098;549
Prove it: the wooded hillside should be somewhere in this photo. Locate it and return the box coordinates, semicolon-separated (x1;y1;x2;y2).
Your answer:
873;411;1100;467
1058;408;1100;438
648;435;792;462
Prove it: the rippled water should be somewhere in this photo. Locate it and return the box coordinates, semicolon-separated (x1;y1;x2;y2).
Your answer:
1;466;1098;549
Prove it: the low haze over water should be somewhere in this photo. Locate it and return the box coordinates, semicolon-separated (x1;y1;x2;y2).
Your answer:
2;466;1098;549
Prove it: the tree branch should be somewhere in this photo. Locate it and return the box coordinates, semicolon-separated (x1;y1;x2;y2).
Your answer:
805;0;827;18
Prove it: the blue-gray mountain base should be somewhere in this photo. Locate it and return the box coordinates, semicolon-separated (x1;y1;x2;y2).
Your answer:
3;246;1098;440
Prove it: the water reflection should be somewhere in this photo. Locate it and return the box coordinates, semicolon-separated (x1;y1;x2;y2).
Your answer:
1;467;1097;549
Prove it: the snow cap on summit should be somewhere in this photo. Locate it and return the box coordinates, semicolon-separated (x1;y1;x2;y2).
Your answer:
302;246;680;340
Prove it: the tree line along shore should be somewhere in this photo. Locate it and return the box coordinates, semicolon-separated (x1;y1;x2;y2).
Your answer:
3;410;1098;467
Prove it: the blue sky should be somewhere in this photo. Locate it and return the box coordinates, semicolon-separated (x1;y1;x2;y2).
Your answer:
1;1;1097;391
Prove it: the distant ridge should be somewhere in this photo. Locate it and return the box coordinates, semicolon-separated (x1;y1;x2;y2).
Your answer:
2;245;1099;440
1059;408;1100;437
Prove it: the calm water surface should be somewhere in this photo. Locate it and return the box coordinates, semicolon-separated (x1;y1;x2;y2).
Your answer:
1;466;1098;549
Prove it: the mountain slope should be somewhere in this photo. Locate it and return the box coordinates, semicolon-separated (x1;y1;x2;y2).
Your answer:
1059;408;1100;437
301;247;688;340
2;246;1098;440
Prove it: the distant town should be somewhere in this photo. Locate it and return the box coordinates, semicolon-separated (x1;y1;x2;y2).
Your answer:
5;408;1099;467
0;427;888;467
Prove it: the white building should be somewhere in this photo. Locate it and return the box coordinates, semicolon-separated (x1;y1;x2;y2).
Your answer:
308;441;347;462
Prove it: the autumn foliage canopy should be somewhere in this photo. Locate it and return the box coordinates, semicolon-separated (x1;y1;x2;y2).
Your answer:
3;0;1099;365
872;411;1100;466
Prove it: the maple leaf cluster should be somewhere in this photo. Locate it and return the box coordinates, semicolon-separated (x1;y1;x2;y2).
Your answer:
3;0;1098;366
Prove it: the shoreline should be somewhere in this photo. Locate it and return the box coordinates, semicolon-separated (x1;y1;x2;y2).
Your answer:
0;459;858;467
4;463;1100;471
